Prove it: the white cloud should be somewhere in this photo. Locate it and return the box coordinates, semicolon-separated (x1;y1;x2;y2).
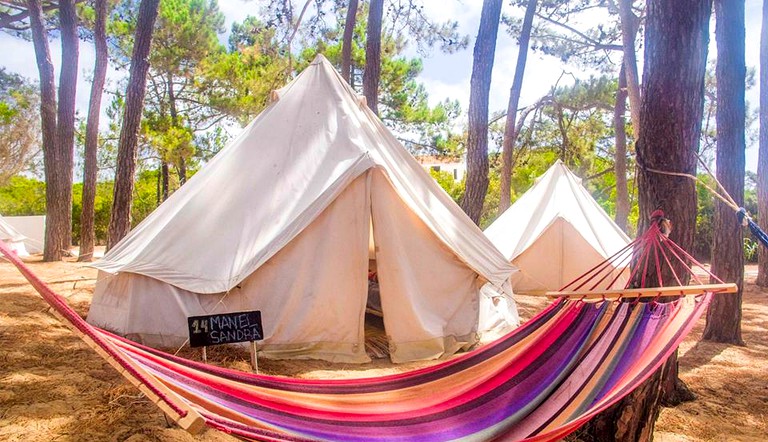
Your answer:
421;76;470;108
217;0;254;43
421;0;477;25
412;2;582;118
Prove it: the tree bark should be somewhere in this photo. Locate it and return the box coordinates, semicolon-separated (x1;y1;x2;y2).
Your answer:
576;367;665;441
583;0;713;439
499;0;537;214
614;61;630;232
460;0;503;224
617;0;641;136
161;161;169;201
757;0;768;287
27;0;61;261
79;0;108;262
555;105;570;163
178;159;187;184
107;0;160;249
54;0;78;256
341;0;358;85
363;0;383;115
156;164;161;205
167;74;187;186
703;0;745;345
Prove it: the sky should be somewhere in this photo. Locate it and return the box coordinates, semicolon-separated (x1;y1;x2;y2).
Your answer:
0;0;763;172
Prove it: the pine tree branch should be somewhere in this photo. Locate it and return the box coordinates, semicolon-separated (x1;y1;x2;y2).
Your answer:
535;12;623;52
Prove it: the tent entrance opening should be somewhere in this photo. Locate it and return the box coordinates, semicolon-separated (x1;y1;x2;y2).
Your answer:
364;222;389;359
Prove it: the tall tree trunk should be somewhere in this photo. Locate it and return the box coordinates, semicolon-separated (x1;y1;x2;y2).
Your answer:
107;0;161;249
499;0;537;214
178;160;187;185
156;165;161;205
703;0;745;344
582;1;712;439
161;161;169;201
617;0;642;135
55;0;78;256
757;0;768;287
555;105;569;163
363;0;383;115
27;0;60;261
341;0;358;85
614;61;630;232
461;0;503;224
79;0;108;262
167;74;187;185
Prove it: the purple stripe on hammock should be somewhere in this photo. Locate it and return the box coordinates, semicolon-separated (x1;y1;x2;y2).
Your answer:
591;301;672;403
526;296;711;442
502;302;632;440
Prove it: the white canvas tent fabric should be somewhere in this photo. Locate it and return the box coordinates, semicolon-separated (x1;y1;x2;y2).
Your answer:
0;215;29;257
3;215;45;254
88;55;518;363
484;160;631;294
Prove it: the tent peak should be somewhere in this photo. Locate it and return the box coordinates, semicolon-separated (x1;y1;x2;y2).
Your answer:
549;159;571;174
537;159;581;184
311;53;331;65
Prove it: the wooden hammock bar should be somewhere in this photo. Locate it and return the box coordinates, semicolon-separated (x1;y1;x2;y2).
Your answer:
48;310;206;433
545;283;738;300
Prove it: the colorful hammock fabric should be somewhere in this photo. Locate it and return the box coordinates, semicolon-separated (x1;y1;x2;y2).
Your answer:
738;208;768;250
0;221;732;442
106;294;710;442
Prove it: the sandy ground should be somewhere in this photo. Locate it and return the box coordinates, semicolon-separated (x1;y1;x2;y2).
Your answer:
0;257;766;441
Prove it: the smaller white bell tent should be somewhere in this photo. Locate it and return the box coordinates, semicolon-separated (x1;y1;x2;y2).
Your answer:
0;215;29;257
88;55;519;364
484;160;631;294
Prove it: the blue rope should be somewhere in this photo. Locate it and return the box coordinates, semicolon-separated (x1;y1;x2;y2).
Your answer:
738;208;768;249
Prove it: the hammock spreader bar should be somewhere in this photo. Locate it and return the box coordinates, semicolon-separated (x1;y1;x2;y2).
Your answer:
547;283;737;300
0;225;731;441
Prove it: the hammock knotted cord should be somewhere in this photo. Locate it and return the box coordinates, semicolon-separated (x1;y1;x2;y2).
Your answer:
641;152;768;251
557;210;728;299
0;222;735;441
738;208;768;250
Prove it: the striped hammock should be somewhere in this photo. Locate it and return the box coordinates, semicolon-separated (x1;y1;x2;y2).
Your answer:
0;218;734;442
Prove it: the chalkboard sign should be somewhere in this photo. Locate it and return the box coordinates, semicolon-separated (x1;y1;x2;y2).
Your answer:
187;311;263;348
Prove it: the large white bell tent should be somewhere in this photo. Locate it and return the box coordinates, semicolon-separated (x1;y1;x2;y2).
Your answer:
88;55;519;364
484;160;631;294
0;215;29;257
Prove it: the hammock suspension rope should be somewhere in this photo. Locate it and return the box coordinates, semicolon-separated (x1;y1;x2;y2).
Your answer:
640;151;768;250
